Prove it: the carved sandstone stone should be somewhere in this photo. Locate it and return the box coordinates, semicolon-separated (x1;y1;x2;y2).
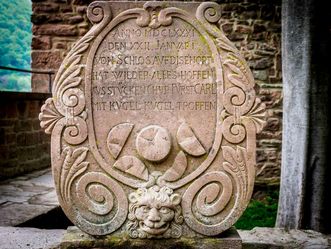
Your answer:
127;185;182;238
39;1;266;238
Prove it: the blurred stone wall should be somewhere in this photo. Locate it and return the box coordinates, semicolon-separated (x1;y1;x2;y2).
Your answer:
0;92;51;179
30;0;282;187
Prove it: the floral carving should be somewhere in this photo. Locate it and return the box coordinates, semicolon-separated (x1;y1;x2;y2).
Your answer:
39;34;92;144
222;146;249;200
127;185;183;238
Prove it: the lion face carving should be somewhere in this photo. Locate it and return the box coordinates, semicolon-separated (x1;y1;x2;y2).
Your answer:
127;185;183;238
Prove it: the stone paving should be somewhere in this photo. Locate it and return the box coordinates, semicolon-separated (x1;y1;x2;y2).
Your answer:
0;169;58;226
0;227;65;249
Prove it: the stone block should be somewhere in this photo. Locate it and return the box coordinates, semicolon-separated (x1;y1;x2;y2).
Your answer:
78;27;89;36
27;100;40;118
249;57;273;70
72;0;94;5
33;24;78;36
46;14;65;24
76;6;87;14
60;227;242;249
0;145;9;160
31;13;48;25
256;163;280;179
25;132;39;146
222;3;242;12
32;119;42;131
264;118;281;132
253;70;269;81
0;129;5;145
260;4;275;20
5;133;16;145
17;101;27;117
250;32;267;41
67;15;84;24
14;120;32;133
32;51;63;69
5;103;18;118
60;4;74;13
31;75;50;93
240;11;258;19
258;89;282;109
221;23;234;34
235;25;252;34
8;147;18;159
0;203;55;226
0;159;19;170
17;133;26;146
0;227;65;249
256;150;268;163
227;33;247;41
253;23;266;33
32;3;60;13
32;36;51;50
0;120;15;129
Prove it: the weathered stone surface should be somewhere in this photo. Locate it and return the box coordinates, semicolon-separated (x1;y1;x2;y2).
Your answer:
33;3;60;13
39;1;266;238
32;36;51;50
33;24;78;36
239;227;331;249
32;51;62;69
61;226;242;249
1;226;330;249
277;0;331;233
0;203;53;226
0;227;65;249
0;169;58;226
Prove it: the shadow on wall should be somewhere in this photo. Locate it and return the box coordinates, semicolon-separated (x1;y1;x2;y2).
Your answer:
0;91;51;180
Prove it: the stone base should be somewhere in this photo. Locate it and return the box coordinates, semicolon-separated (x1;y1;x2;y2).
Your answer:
60;226;242;249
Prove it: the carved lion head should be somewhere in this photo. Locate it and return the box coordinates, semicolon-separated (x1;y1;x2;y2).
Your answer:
127;185;183;238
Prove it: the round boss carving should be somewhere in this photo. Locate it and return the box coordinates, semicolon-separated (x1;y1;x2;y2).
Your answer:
136;125;171;162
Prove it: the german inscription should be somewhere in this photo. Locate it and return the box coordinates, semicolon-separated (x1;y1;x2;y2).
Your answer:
40;1;266;238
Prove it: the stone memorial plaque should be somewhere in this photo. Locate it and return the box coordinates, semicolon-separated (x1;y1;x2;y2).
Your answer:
40;1;266;238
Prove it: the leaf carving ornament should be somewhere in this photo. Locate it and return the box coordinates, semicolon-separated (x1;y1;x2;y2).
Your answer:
39;98;63;134
59;147;89;202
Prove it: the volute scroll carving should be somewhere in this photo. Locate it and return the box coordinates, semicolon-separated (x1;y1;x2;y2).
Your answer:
39;1;266;238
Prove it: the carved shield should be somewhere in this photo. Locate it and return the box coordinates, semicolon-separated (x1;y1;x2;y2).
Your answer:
40;1;266;238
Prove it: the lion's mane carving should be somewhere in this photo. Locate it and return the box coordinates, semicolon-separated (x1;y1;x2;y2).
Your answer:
127;185;183;238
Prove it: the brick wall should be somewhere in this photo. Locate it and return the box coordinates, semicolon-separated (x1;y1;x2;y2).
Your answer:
0;92;51;180
31;0;282;186
218;1;282;186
